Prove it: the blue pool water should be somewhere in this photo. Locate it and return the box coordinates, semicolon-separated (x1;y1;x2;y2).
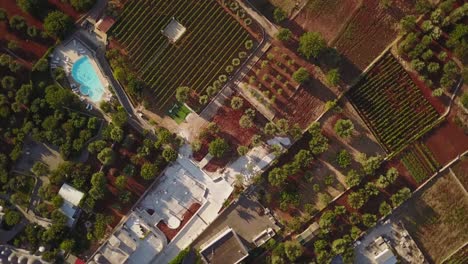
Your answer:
71;56;105;102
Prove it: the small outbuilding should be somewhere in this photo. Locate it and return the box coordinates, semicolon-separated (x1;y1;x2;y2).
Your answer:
162;18;186;43
58;183;84;228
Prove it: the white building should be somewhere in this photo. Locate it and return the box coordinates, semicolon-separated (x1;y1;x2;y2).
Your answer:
58;183;84;228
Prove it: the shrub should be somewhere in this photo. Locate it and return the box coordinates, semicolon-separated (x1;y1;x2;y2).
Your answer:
326;69;340;86
346;169;362;187
421;49;433;61
273;8;287;23
411;59;425;72
237;145;249;156
292;67;310;83
97;147;115;165
400;15;417;32
276;28;292;41
140;163;158;180
284;241;303;262
219;74;228;83
391;187;411;207
427;62;440;73
230;96;244;110
4;210;21;226
9;15;27;31
362;213;377;228
379;201;392;217
7;41;19;51
245;39;254;50
70;0;97;12
27;25;38;38
232;58;241;66
0;8;6;21
176;86;190;102
432;88;444;97
461;93;468;109
199;95;209;105
162;147;178;162
348;190;367;209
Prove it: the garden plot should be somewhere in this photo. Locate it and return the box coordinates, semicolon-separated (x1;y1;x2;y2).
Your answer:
347;52;440;153
400;141;440;184
241;44;337;129
109;0;261;111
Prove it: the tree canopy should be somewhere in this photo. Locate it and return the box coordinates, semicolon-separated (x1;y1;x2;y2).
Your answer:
334;119;354;138
141;162;158;180
44;11;73;39
208;138;229;158
70;0;97;12
298;32;326;59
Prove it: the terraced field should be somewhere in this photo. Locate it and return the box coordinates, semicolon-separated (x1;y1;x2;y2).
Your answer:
347;52;440;152
109;0;257;111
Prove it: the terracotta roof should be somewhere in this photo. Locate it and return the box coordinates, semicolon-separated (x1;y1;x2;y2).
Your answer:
96;17;116;33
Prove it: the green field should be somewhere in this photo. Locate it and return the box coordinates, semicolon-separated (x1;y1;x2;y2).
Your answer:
347;52;439;152
110;0;256;111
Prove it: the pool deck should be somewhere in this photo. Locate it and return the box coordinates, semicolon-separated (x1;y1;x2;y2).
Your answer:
51;37;112;105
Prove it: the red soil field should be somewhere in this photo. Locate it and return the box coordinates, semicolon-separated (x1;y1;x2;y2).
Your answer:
244;42;338;129
293;0;361;43
424;117;468;166
334;0;415;70
156;203;201;242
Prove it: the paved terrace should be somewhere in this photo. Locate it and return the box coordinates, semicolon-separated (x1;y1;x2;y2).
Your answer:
151;146;234;263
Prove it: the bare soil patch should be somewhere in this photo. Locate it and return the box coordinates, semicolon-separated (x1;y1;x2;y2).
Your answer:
424;116;468;166
294;0;361;43
334;0;416;70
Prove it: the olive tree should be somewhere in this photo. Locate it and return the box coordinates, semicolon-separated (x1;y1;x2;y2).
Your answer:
208;138;229;158
334;119;354;138
44;11;73;39
298;32;326;59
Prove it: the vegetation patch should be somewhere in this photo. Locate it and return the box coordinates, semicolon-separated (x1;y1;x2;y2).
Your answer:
347;52;439;152
109;0;259;111
401;141;440;184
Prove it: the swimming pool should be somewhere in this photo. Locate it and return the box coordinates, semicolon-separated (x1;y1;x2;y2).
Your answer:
71;56;105;102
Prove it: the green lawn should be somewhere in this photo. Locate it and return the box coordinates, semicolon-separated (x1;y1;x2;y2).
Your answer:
168;103;191;124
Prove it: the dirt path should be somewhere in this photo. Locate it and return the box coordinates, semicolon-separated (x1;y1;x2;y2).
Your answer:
238;0;278;37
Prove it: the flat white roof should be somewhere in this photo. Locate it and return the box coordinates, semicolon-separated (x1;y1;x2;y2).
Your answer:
59;183;84;206
374;248;397;264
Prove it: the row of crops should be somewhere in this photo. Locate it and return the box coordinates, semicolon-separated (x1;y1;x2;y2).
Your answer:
109;0;256;111
401;142;440;184
347;52;440;152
